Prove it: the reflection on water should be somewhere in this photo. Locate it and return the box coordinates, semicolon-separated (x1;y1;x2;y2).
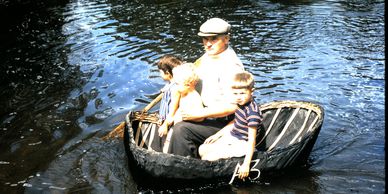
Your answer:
0;0;384;193
26;138;137;193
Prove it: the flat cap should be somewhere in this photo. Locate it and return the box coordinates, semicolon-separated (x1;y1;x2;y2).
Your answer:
198;18;231;37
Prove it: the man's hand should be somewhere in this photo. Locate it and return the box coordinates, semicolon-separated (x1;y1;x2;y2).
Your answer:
180;109;206;121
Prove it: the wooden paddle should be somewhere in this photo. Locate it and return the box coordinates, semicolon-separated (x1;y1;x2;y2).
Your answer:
102;92;163;140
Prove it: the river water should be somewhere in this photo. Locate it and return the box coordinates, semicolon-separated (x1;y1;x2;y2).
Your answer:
0;0;384;193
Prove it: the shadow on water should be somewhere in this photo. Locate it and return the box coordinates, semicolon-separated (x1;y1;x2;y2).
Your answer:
0;0;89;193
0;0;69;51
25;136;137;194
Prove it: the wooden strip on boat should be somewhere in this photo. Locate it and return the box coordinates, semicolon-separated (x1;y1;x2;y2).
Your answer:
268;107;300;151
148;123;157;151
256;107;282;147
163;129;173;153
140;123;153;148
135;121;143;145
289;109;312;145
307;116;319;132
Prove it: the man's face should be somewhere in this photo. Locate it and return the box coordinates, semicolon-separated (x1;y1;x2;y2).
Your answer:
202;35;229;55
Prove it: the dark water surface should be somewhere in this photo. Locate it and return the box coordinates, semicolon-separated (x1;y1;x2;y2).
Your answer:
0;0;384;193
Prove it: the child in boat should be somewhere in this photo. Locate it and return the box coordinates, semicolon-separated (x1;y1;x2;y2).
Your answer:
161;62;204;153
152;55;183;152
198;71;263;179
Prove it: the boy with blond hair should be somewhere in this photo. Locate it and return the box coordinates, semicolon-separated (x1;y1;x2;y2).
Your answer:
199;71;263;180
160;63;204;152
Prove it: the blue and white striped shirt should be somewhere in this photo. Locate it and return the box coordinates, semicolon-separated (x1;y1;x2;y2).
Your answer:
230;100;263;141
159;82;177;121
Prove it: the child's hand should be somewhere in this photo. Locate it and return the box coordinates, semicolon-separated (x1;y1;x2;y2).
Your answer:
157;119;163;126
238;162;250;180
203;134;220;144
158;124;168;137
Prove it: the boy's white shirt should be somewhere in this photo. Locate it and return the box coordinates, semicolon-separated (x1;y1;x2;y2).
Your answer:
174;89;203;123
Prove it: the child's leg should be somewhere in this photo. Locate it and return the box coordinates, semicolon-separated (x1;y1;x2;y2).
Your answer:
201;134;248;161
200;136;230;161
198;143;211;158
200;144;223;161
199;123;232;160
162;129;174;153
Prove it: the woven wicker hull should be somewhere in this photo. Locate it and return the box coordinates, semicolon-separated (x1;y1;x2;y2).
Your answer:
123;100;324;185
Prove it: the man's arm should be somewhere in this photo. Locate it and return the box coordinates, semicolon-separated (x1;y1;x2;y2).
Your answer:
180;102;237;121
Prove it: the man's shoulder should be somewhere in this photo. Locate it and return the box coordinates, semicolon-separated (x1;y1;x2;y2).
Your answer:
194;56;204;67
222;47;244;68
195;48;244;72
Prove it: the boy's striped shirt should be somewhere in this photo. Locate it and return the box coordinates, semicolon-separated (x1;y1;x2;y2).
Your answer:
231;100;263;140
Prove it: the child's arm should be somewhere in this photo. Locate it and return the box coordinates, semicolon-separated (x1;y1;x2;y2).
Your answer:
165;88;180;124
158;89;181;137
238;126;257;179
189;90;205;122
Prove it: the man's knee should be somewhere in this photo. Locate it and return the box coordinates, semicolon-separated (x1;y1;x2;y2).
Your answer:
172;122;190;137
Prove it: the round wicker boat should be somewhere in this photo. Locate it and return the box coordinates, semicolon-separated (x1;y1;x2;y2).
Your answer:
123;100;324;186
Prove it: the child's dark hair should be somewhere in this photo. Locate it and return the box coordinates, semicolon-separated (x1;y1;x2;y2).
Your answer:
157;55;183;76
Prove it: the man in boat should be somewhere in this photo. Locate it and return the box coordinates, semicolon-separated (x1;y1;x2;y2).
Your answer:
167;17;245;157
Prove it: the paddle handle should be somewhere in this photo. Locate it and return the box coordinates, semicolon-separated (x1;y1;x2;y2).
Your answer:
142;92;163;113
103;92;163;140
